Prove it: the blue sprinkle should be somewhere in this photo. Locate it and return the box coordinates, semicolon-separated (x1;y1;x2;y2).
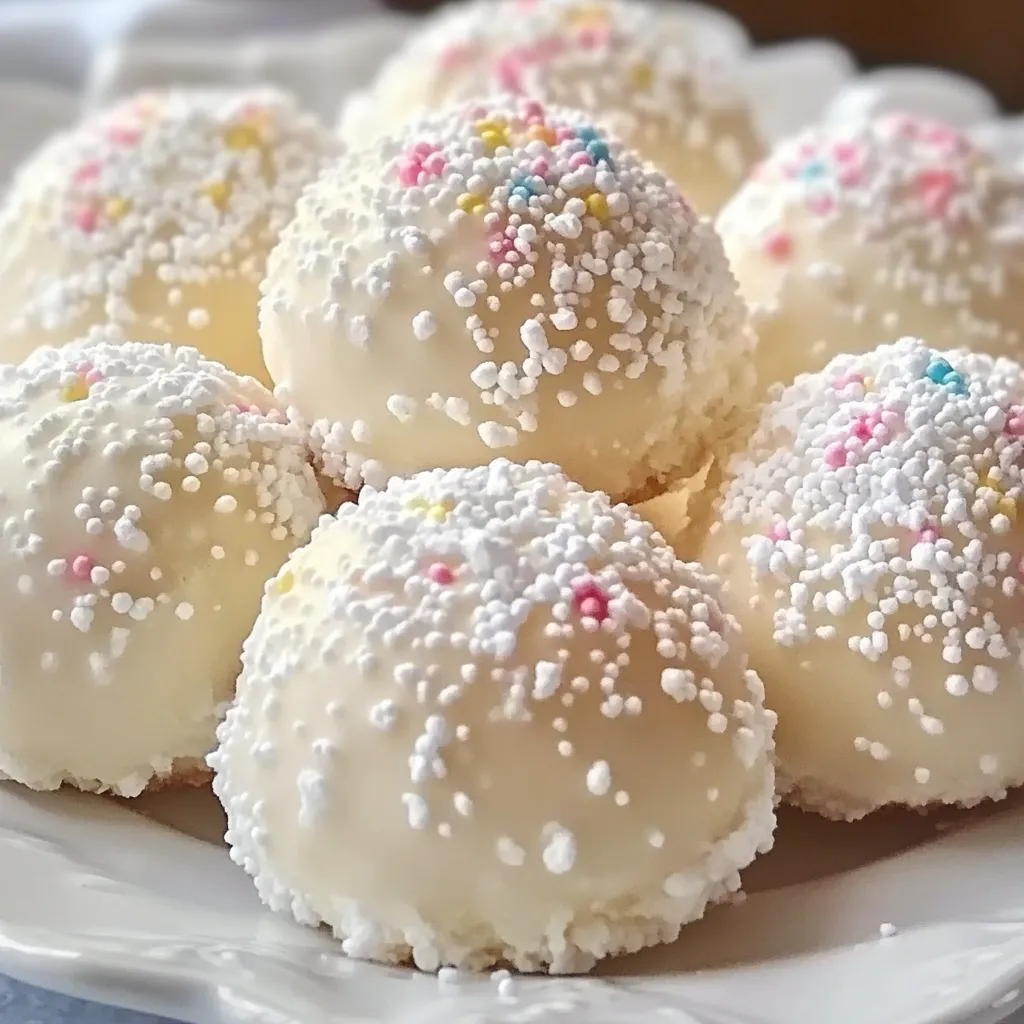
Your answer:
586;139;611;164
943;372;967;394
577;126;600;142
800;159;828;180
925;358;954;384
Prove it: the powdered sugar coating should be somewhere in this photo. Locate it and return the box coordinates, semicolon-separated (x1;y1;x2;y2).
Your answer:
717;115;1024;390
0;89;338;384
0;340;324;797
262;96;751;500
210;459;776;973
704;338;1024;818
354;0;762;215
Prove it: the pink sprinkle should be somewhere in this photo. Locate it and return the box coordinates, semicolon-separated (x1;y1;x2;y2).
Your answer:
84;368;103;385
489;231;518;266
556;126;577;143
834;373;864;391
1005;406;1024;436
427;563;455;585
73;160;101;183
770;522;790;541
808;194;836;216
70;555;95;581
496;53;525;92
521;99;545;121
439;44;473;71
74;205;99;233
398;161;421;187
831;141;858;163
422;152;447;177
412;141;436;158
107;123;141;145
577;24;610;47
763;230;793;261
924;122;966;151
916;523;940;545
572;577;610;622
569;151;594;170
915;167;958;217
837;166;863;187
530;158;549;177
824;442;849;469
851;410;884;442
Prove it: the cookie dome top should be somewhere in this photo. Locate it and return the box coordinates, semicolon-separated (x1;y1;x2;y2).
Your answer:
706;338;1024;815
0;88;337;382
717;115;1024;387
262;96;750;499
212;460;776;972
358;0;762;214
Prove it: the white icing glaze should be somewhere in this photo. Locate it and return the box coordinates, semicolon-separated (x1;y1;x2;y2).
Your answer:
262;95;752;501
357;0;763;215
0;88;338;384
704;338;1024;819
211;459;776;973
717;114;1024;391
0;340;325;796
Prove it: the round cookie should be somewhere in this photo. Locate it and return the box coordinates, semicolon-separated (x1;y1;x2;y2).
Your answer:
354;0;763;215
262;96;752;500
0;340;325;797
717;114;1024;391
210;460;777;973
0;88;337;385
703;337;1024;819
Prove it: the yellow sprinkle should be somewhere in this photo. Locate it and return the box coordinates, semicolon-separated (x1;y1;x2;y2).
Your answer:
481;130;509;153
475;118;505;136
631;62;653;89
59;374;90;403
407;496;455;521
585;192;610;220
427;500;455;522
104;196;131;221
457;192;486;214
273;571;295;595
862;377;875;392
202;180;231;209
564;3;609;26
527;123;557;146
983;470;1005;494
225;123;261;150
998;496;1017;521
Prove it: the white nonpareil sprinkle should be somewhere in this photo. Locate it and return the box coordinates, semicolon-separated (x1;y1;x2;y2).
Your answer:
210;459;777;975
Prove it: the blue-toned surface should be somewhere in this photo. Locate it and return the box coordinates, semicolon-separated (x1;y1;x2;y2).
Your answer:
0;977;178;1024
3;973;1024;1024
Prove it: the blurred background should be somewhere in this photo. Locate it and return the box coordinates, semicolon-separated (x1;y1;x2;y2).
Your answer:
383;0;1024;110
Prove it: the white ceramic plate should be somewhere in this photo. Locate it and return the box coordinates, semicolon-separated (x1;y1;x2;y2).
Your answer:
2;4;1024;1022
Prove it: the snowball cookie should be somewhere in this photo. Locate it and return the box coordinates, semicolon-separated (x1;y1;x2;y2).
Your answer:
0;340;325;797
703;337;1024;820
357;0;763;215
0;88;337;385
262;96;752;501
717;114;1024;391
210;460;777;973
